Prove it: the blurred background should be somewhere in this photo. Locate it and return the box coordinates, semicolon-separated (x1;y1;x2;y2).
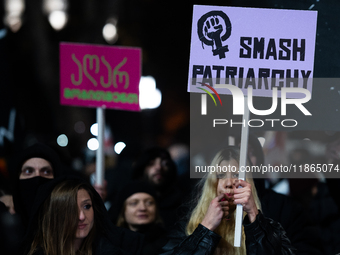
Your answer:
1;2;340;253
0;0;340;174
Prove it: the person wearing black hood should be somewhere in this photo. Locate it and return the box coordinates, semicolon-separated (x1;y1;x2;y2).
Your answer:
0;143;64;255
21;176;144;255
8;143;64;222
129;147;184;228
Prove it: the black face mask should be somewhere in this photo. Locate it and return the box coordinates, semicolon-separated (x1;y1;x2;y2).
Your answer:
14;176;52;226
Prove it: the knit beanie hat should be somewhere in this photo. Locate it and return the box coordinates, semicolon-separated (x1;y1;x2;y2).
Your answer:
116;180;158;212
13;143;63;178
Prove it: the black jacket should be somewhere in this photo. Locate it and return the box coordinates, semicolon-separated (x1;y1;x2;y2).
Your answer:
260;189;323;254
160;211;297;255
29;235;132;255
137;223;169;255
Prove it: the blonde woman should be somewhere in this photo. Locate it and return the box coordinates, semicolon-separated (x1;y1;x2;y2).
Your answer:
161;147;296;255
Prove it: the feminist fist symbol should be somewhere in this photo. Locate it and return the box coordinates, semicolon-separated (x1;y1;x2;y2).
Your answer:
198;11;232;59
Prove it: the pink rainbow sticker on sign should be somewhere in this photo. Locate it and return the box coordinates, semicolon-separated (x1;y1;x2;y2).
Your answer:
60;42;141;111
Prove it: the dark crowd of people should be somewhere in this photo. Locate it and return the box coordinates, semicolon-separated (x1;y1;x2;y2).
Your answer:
0;137;340;255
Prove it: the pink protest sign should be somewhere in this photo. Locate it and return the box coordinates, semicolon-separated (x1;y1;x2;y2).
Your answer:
188;5;318;98
60;42;141;111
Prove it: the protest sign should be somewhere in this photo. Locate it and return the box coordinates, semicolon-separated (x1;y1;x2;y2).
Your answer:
60;42;141;111
188;5;318;247
188;5;317;97
60;42;141;185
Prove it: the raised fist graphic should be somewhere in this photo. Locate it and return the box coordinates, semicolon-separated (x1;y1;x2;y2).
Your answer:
198;11;232;59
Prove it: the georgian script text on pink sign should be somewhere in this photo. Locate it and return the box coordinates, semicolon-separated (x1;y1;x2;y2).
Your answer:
60;43;141;111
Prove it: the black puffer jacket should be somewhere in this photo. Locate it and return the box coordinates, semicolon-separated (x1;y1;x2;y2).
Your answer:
160;211;297;255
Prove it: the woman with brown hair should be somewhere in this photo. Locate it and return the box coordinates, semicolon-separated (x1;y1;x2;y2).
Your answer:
22;177;143;255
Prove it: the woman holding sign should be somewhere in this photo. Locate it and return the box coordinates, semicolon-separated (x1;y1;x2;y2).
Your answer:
160;147;296;255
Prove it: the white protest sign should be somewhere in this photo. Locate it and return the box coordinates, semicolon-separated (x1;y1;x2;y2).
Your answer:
188;5;318;248
188;5;318;97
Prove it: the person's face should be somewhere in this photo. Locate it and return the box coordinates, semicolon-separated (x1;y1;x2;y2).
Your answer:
76;189;94;240
144;157;169;185
216;159;239;213
124;192;156;230
19;158;54;179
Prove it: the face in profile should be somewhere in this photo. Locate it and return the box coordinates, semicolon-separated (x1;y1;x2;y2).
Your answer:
144;157;169;185
76;189;94;240
216;159;239;213
19;157;54;179
124;192;156;230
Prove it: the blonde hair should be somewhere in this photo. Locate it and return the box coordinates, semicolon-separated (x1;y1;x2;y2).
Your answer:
186;147;261;255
